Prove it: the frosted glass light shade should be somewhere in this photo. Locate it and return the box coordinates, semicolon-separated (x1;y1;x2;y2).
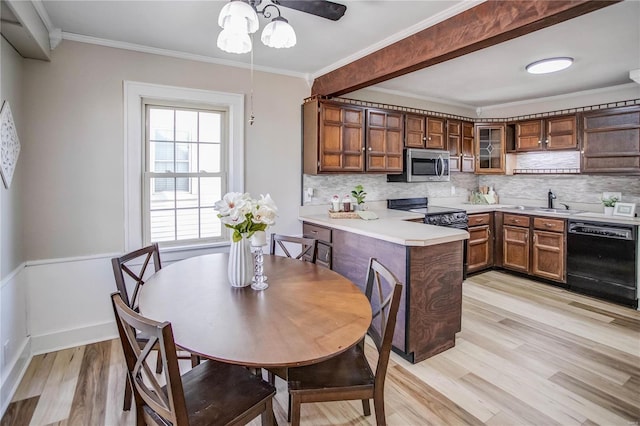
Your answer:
526;57;573;74
218;0;259;34
217;28;252;54
261;17;296;48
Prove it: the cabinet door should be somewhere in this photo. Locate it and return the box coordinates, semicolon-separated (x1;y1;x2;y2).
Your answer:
461;122;475;172
475;124;505;174
516;120;544;151
581;106;640;174
546;115;576;150
405;114;426;148
318;103;364;172
467;224;492;273
426;117;445;149
532;230;564;282
367;110;403;172
503;225;529;273
447;120;461;172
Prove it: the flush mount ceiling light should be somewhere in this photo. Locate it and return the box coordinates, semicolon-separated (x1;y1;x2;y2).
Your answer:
217;0;297;54
526;57;574;74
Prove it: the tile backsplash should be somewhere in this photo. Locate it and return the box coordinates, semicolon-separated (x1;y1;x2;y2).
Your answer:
303;173;640;212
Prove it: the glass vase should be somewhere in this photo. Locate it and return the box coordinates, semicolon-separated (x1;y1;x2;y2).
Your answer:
228;234;253;287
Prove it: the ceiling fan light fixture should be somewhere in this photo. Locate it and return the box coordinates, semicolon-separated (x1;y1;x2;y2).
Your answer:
261;17;296;48
217;27;252;54
218;0;259;34
526;57;574;74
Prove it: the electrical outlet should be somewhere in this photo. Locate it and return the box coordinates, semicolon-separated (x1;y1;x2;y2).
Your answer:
304;187;313;203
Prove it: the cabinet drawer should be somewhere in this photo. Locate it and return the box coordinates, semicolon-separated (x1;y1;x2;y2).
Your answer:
503;214;530;227
468;213;491;226
534;217;565;232
303;223;332;243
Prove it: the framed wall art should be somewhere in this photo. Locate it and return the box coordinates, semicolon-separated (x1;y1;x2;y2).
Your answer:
0;100;21;189
613;202;636;218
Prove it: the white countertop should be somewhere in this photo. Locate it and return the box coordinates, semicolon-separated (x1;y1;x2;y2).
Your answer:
299;209;469;247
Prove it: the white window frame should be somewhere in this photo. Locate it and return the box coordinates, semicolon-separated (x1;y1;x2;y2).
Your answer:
124;81;244;255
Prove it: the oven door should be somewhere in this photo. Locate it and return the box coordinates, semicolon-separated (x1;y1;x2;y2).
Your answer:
407;151;450;182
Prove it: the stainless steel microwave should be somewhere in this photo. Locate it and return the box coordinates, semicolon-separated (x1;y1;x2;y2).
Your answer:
387;148;450;182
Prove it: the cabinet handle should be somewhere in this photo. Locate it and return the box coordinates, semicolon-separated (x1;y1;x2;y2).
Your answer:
545;223;553;227
513;219;520;223
538;140;541;144
368;147;372;151
361;147;365;151
545;139;549;144
533;234;537;242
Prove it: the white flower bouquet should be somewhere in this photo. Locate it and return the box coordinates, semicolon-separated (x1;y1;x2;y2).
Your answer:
214;192;278;242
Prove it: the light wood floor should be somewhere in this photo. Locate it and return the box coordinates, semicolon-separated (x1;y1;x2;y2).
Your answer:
2;271;639;425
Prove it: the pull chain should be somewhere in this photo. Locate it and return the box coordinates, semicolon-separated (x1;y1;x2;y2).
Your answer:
249;34;255;126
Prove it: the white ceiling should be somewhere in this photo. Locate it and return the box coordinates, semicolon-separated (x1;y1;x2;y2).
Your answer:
28;0;640;108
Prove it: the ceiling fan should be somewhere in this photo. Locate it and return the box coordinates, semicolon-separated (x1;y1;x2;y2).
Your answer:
269;0;347;21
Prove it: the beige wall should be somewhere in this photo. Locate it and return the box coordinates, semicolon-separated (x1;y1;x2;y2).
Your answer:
1;38;25;274
21;40;309;261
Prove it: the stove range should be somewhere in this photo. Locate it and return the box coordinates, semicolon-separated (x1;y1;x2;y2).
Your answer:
387;197;468;229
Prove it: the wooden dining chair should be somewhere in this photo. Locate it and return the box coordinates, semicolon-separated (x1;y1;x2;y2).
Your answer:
270;234;318;263
111;292;276;426
111;243;199;410
286;258;403;426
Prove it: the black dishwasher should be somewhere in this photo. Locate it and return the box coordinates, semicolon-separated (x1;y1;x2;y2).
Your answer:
567;220;638;307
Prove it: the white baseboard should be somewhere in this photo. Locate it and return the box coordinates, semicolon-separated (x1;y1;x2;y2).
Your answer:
30;321;118;356
0;338;32;418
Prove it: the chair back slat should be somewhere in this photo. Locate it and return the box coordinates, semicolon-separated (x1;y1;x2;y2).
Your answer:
270;234;318;263
111;292;188;425
112;243;162;310
364;258;403;388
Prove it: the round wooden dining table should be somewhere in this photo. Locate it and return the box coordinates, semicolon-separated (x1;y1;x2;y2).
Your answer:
138;253;372;368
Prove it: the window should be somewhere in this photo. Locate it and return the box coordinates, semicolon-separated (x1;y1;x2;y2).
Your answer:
125;81;244;254
144;104;226;245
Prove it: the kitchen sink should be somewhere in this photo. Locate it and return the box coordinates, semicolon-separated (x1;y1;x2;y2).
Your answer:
508;206;583;215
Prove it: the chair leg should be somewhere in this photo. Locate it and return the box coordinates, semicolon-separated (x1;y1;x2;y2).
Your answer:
261;397;274;426
267;370;276;385
155;353;163;374
288;393;292;422
290;393;301;426
362;399;371;416
373;394;386;426
123;374;132;411
190;354;200;367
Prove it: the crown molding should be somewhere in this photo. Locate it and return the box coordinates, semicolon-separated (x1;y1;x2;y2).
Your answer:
364;86;477;111
478;83;640;113
61;32;311;80
310;0;484;81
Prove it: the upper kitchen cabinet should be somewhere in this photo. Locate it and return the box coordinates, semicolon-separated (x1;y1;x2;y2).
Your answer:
448;120;475;172
515;115;577;151
580;105;640;174
404;114;445;149
303;99;365;174
475;124;505;174
366;109;403;173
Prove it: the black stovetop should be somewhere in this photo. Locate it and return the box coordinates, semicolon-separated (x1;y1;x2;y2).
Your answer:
387;197;465;216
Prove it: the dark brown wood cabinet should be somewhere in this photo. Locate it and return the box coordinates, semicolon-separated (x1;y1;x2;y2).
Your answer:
502;214;530;273
448;120;475;172
475;124;506;174
302;222;332;269
580;105;640;174
366;109;403;173
531;217;565;282
501;214;566;283
404;114;445;149
303;99;404;174
303;99;364;174
467;212;493;273
461;122;475;172
516;115;577;151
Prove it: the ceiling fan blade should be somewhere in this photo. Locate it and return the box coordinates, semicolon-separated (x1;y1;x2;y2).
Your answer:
274;0;347;21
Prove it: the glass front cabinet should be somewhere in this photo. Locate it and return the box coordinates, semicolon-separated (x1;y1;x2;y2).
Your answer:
474;124;506;174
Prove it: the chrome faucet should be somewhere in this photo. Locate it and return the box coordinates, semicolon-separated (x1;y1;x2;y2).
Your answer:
548;190;556;209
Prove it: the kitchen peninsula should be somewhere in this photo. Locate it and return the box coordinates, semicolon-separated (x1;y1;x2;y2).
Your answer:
299;208;469;363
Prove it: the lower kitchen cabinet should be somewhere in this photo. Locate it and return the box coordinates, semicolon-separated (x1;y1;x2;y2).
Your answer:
503;214;530;273
302;222;332;268
467;213;493;273
531;217;565;282
501;213;566;283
